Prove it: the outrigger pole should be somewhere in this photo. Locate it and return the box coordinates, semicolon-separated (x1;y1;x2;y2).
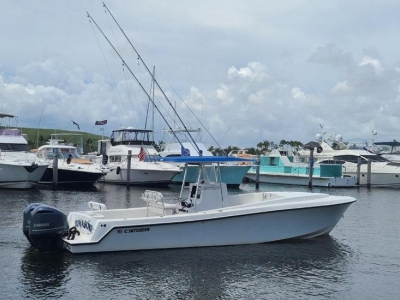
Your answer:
101;2;202;156
87;12;185;150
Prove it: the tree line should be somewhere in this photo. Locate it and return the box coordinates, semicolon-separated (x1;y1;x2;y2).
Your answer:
207;139;304;156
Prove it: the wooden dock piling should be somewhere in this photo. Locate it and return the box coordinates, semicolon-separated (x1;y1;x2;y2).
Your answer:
126;150;131;189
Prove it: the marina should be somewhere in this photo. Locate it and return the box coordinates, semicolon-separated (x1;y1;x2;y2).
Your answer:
1;1;400;299
1;182;399;299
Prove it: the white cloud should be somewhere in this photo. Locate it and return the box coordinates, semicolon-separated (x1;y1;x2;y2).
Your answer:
291;87;306;100
227;62;269;82
332;80;353;94
358;56;383;75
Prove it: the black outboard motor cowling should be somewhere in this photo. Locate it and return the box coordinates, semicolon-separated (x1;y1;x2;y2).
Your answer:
26;204;69;253
22;203;42;247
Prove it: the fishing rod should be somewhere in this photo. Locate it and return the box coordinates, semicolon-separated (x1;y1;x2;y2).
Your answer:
87;12;186;151
101;2;202;155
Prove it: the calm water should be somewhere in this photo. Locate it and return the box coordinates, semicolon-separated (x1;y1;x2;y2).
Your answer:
1;182;400;299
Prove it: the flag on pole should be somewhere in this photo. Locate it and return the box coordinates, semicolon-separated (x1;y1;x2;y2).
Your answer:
138;147;146;161
95;120;107;125
181;145;190;156
72;121;80;130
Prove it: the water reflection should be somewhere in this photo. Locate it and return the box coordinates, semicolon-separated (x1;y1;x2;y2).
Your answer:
59;236;352;299
20;249;71;298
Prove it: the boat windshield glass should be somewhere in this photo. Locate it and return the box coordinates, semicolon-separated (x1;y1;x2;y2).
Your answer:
44;148;82;159
58;148;81;159
375;144;400;154
0;143;29;151
333;154;388;164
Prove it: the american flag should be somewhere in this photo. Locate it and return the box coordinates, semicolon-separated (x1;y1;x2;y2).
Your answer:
138;147;146;161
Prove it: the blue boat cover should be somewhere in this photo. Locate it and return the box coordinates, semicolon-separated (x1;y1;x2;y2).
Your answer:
160;156;254;163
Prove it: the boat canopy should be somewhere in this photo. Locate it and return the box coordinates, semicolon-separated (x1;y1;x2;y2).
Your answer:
161;156;254;164
110;128;154;145
0;113;16;118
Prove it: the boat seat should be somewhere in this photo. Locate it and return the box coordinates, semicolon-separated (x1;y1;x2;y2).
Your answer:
88;201;107;211
141;190;178;216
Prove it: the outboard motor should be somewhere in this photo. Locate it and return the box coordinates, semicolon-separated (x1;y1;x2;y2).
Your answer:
23;204;69;253
22;203;42;247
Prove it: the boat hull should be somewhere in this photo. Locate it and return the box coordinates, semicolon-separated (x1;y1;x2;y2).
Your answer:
342;163;400;187
38;168;104;187
0;162;48;189
245;172;357;187
172;165;251;188
63;202;352;253
101;163;180;186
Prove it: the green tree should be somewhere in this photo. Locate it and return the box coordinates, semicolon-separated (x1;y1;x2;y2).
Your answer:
256;140;271;154
246;147;257;155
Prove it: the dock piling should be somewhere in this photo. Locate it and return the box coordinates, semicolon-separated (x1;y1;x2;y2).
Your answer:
308;149;314;189
127;150;131;189
367;159;372;188
52;149;58;188
255;156;260;190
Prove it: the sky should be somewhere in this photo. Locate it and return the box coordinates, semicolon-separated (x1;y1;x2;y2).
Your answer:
1;0;400;149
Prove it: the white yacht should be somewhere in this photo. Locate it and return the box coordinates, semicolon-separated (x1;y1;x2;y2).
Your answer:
94;127;181;186
0;113;48;189
35;137;107;188
299;133;400;187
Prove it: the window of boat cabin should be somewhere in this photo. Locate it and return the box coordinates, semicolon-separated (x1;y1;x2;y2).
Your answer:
333;155;362;164
318;159;345;165
0;143;29;151
109;156;122;162
333;154;388;164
